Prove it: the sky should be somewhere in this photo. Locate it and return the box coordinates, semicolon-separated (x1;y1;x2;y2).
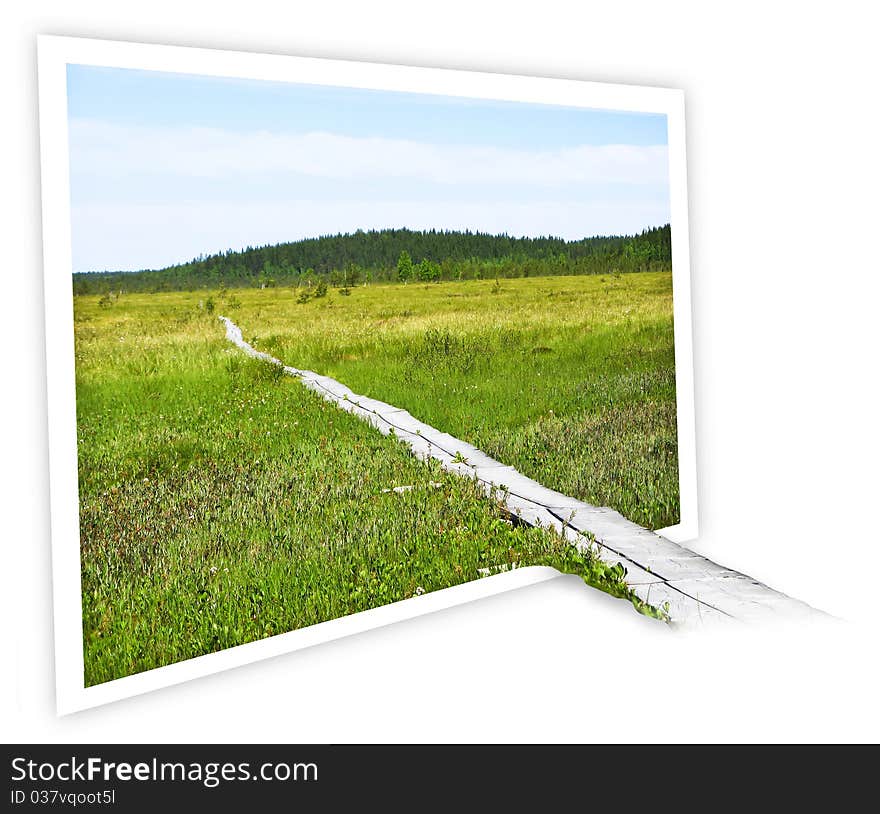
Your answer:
67;65;670;273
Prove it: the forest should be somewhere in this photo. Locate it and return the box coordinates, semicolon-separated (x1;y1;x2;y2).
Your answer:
72;224;672;294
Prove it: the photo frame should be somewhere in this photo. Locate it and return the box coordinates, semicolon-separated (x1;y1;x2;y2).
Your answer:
38;35;696;714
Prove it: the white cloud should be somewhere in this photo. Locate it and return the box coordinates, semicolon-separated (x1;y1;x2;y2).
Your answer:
68;119;670;270
69;119;669;187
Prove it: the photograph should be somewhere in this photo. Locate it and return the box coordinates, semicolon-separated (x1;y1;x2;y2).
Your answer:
66;60;688;686
4;0;879;789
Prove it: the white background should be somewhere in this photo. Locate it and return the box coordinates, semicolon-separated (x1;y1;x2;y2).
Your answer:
2;1;878;742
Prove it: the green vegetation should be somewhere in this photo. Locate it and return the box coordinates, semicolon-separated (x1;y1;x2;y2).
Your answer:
239;271;679;530
75;277;668;685
72;225;671;294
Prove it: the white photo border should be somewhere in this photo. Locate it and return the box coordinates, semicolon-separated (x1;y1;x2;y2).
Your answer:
37;35;696;714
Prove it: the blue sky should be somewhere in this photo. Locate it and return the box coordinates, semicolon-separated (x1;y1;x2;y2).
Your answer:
67;65;670;272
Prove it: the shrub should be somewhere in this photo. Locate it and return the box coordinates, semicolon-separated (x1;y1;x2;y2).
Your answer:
417;258;441;282
397;250;413;283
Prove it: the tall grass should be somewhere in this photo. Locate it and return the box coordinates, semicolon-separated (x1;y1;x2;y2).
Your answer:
241;272;680;530
74;285;659;686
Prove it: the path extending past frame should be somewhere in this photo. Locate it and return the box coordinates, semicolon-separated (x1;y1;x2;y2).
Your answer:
220;316;823;627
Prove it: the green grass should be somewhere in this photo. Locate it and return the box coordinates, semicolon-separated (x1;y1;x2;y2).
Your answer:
74;284;665;686
236;272;680;530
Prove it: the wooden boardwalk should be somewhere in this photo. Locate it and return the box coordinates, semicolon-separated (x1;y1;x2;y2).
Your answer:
221;316;824;627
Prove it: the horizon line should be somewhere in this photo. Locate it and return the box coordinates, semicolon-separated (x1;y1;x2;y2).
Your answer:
72;222;671;276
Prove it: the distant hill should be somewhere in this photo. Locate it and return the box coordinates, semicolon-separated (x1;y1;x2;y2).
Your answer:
72;224;672;294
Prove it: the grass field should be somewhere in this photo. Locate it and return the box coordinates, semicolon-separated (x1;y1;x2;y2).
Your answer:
236;271;679;530
74;273;674;685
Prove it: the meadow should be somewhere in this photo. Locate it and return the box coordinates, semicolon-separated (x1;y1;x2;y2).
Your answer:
73;273;673;685
233;271;679;530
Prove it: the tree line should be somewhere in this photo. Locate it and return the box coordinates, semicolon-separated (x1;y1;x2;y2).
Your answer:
72;224;672;294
